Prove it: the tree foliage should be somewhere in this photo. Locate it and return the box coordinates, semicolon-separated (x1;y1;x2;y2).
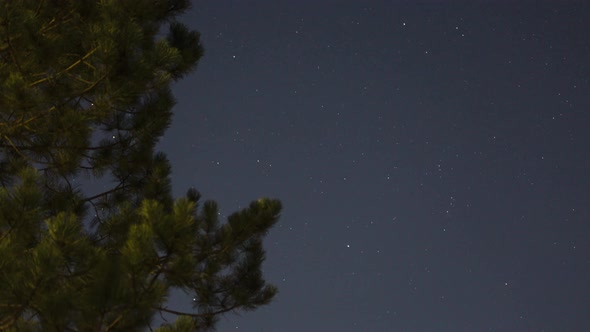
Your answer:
0;1;281;331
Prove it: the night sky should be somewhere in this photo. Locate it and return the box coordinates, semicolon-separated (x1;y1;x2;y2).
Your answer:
157;1;590;331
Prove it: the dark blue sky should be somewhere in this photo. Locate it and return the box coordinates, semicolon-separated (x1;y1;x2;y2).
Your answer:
158;1;590;331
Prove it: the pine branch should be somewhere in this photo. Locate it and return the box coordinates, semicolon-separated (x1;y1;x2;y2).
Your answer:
29;47;98;88
83;181;129;203
156;303;240;319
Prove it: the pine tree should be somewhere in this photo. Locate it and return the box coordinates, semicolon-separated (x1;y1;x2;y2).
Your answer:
0;1;281;331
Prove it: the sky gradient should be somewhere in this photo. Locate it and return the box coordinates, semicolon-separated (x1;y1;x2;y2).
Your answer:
157;1;590;331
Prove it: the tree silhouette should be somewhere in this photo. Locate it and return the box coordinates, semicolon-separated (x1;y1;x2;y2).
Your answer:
0;1;280;330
